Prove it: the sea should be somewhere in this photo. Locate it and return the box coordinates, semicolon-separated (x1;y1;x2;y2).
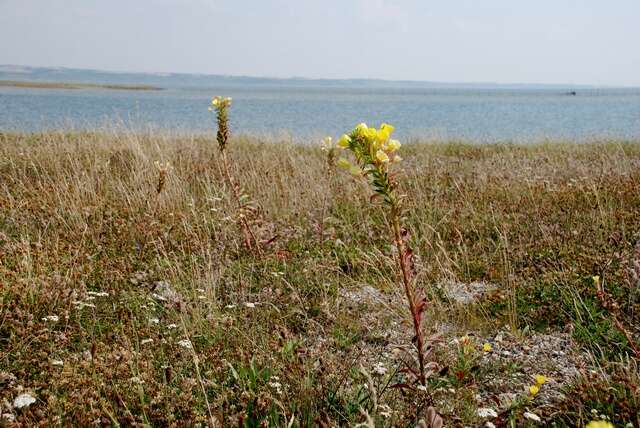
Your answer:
1;66;639;142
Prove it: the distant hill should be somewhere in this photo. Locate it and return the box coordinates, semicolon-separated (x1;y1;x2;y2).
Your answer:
0;64;595;90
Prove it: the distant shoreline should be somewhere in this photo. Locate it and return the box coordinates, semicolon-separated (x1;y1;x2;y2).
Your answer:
0;80;163;91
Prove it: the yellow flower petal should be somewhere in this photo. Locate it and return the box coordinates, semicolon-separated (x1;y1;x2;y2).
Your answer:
337;134;351;148
380;123;395;135
585;422;614;428
483;343;492;352
529;385;539;395
364;127;378;142
535;374;546;385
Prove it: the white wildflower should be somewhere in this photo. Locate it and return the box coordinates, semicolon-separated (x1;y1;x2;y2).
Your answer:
141;338;154;345
148;317;160;325
166;323;178;330
42;315;59;322
13;393;36;409
523;411;541;422
178;339;193;350
225;304;236;309
2;414;16;423
86;291;109;297
244;302;256;308
379;404;392;419
268;381;283;395
372;362;387;376
477;408;498;418
416;384;428;392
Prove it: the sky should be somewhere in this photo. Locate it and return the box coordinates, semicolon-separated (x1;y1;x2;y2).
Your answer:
1;0;639;86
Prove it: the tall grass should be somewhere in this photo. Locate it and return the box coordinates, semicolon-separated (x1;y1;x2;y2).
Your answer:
1;130;640;425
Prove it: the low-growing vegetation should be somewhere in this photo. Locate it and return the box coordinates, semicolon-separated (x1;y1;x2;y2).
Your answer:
1;124;639;426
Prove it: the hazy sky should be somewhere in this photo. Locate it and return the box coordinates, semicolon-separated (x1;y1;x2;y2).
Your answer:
1;0;639;85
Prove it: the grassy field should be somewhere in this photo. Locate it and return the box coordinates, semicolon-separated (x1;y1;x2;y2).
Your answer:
0;80;162;91
1;131;639;426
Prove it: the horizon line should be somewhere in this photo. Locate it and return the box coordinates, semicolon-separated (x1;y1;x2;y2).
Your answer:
1;63;638;89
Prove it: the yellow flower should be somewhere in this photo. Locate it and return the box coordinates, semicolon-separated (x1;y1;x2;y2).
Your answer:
387;139;401;152
212;97;220;107
224;97;232;104
483;343;492;352
529;385;539;395
376;150;390;163
380;123;395;135
354;123;368;135
337;158;351;169
337;134;351;148
585;422;614;428
592;275;600;285
363;127;378;142
535;374;546;385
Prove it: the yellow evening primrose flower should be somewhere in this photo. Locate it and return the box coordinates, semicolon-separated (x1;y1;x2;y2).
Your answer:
529;385;539;395
364;127;378;142
380;123;395;135
355;123;368;134
585;422;614;428
387;139;401;152
212;97;220;107
535;374;546;385
376;150;390;163
337;134;351;148
337;158;352;169
592;275;600;284
483;343;492;352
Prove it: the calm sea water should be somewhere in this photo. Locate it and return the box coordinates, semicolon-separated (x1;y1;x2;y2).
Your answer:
1;84;640;142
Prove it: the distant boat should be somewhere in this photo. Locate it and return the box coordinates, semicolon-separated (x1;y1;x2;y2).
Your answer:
565;91;577;96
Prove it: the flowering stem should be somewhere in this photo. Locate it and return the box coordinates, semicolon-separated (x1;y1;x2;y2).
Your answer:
390;202;427;387
221;148;263;256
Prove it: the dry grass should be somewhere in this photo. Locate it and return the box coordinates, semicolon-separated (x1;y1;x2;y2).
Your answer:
1;131;639;426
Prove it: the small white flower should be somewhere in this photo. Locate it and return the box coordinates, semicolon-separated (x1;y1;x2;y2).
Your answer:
13;393;36;409
42;315;59;322
129;376;144;384
477;408;498;418
244;302;256;308
372;362;387;376
166;323;178;330
416;385;428;392
51;359;64;367
2;414;16;423
148;317;160;325
141;338;154;345
268;381;283;395
177;339;193;350
523;411;541;422
86;291;109;297
379;404;392;419
225;304;236;309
